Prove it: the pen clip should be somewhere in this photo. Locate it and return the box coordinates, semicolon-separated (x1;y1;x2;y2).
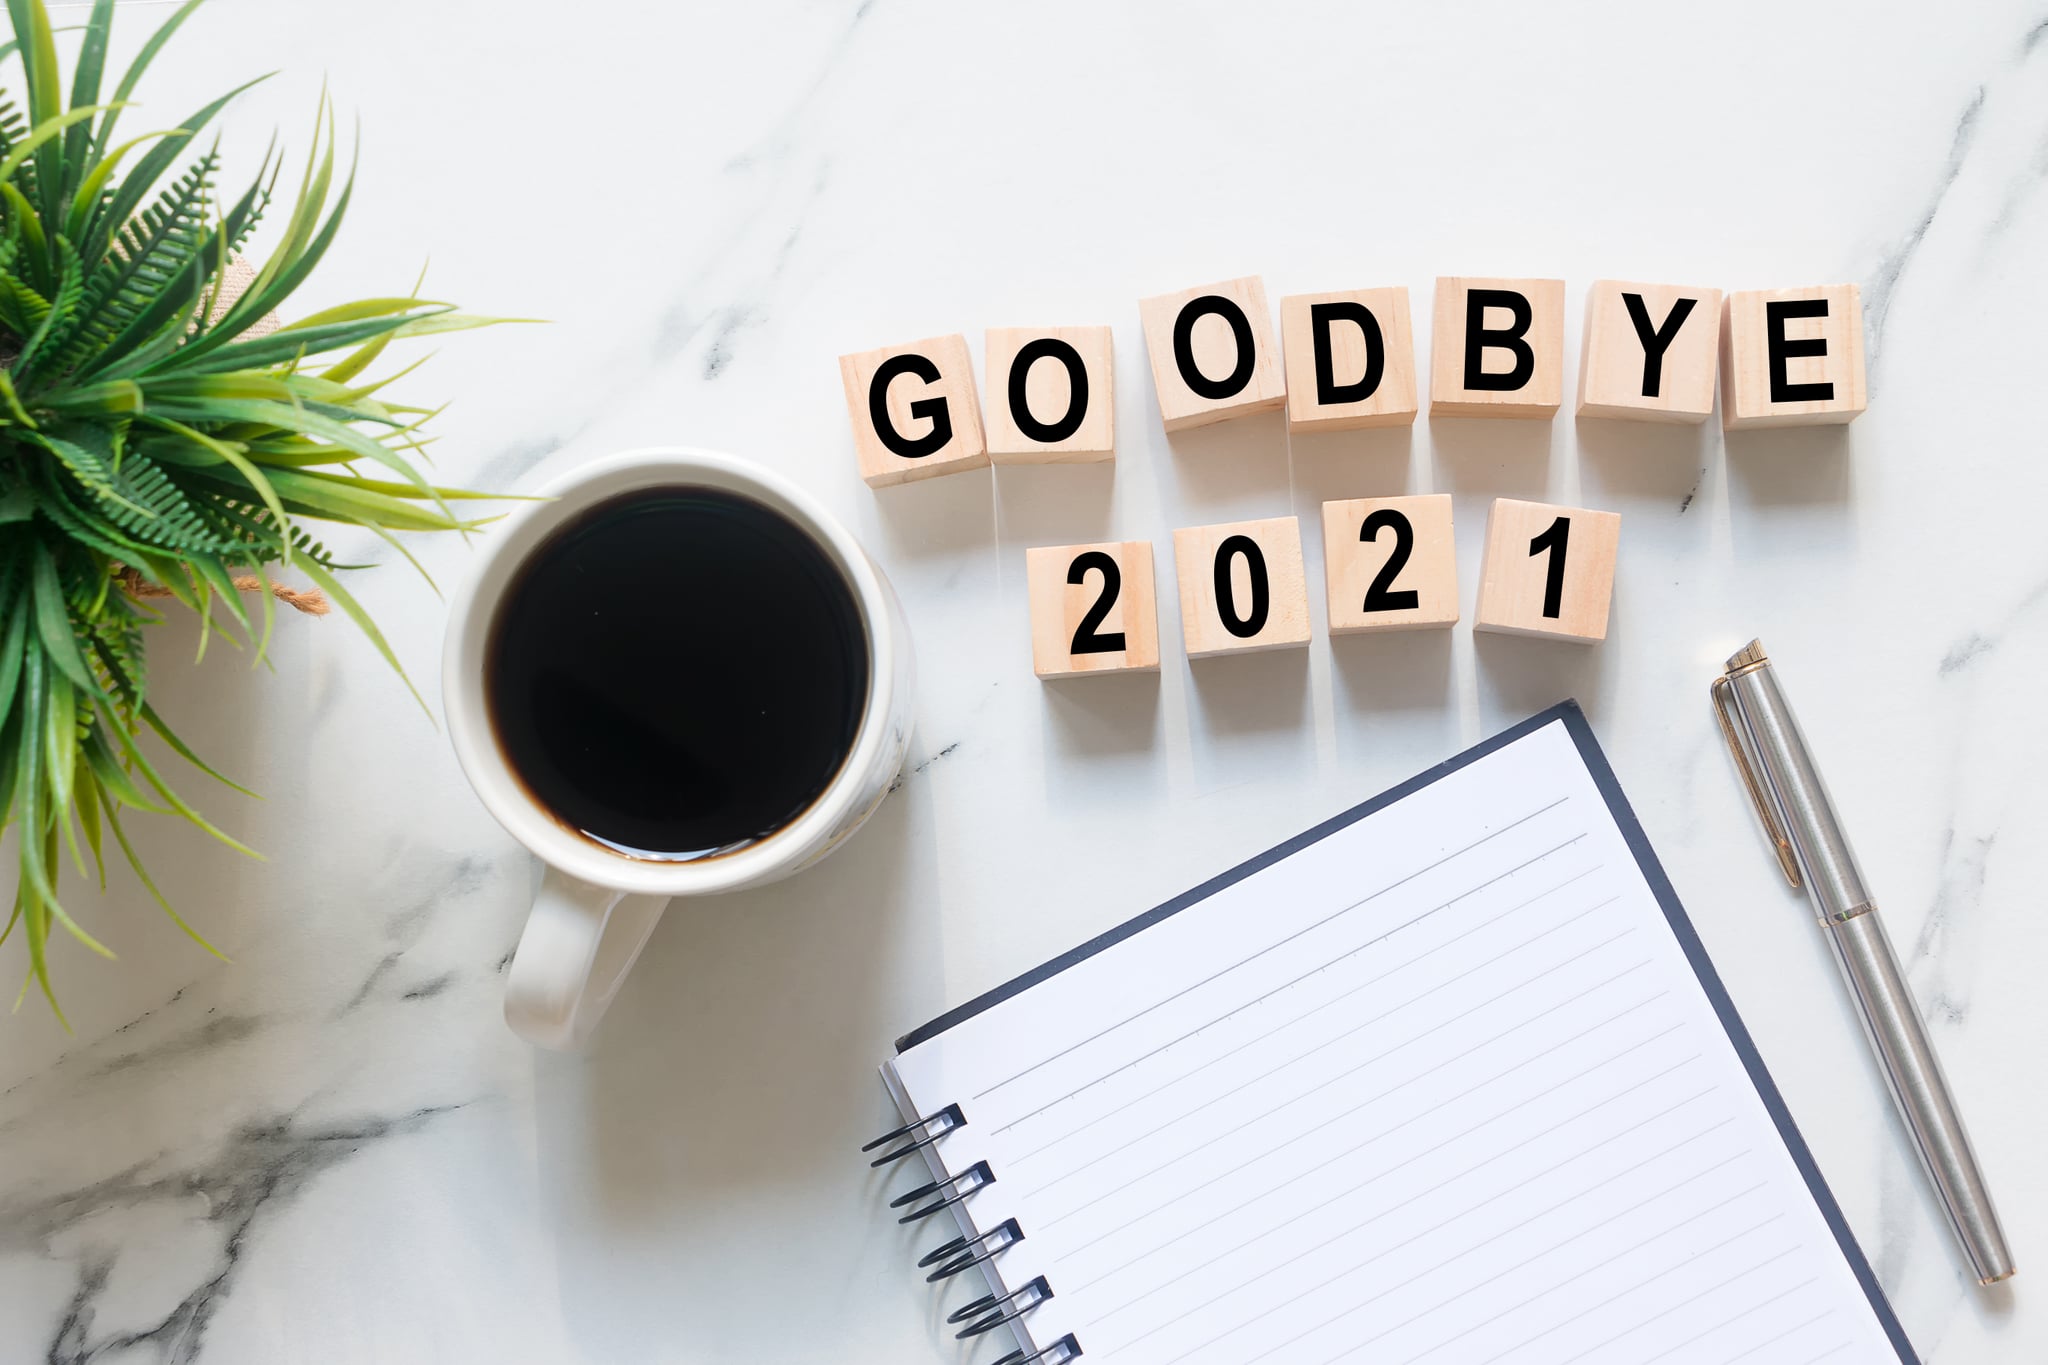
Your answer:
1711;674;1802;889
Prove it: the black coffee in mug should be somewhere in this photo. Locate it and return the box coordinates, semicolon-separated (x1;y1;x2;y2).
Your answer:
485;488;870;861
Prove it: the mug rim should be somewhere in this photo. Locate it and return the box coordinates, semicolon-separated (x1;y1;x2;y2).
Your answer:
442;445;900;896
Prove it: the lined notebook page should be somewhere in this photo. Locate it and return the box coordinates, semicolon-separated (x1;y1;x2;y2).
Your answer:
887;717;1903;1365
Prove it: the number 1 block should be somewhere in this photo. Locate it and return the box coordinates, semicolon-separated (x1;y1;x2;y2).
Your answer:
1321;495;1458;634
1025;541;1160;678
1172;517;1312;658
1474;499;1620;643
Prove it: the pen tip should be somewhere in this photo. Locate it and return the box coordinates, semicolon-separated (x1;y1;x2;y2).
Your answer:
1726;639;1768;671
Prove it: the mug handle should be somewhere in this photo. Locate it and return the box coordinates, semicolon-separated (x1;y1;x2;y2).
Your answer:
505;867;670;1050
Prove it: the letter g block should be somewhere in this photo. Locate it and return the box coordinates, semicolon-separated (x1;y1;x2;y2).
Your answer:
840;334;990;487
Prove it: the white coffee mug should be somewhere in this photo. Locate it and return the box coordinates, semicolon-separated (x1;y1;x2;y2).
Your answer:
442;448;914;1049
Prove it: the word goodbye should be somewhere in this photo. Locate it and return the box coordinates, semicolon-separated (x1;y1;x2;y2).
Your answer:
837;277;1868;486
1027;498;1622;678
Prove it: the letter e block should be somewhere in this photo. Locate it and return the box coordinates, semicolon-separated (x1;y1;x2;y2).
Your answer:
984;326;1115;464
1321;494;1458;634
1429;277;1565;419
1172;517;1311;658
1139;277;1287;433
1280;288;1419;433
1025;541;1160;678
1721;285;1867;430
1474;499;1619;644
1576;281;1723;423
838;334;989;487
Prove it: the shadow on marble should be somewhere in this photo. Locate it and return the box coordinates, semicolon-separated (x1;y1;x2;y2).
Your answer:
1157;409;1291;521
1723;425;1855;506
1284;424;1415;502
993;460;1116;546
1473;625;1615;722
1331;627;1455;716
1184;648;1315;794
1574;415;1711;509
530;768;944;1362
869;464;996;561
1427;416;1554;500
1041;671;1168;810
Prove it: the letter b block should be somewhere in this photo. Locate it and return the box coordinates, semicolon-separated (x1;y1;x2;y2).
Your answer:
1474;499;1620;644
985;326;1116;464
1139;276;1287;432
1279;288;1419;433
1172;517;1312;658
839;334;989;487
1026;541;1160;678
1430;277;1565;419
1577;281;1723;423
1721;285;1867;429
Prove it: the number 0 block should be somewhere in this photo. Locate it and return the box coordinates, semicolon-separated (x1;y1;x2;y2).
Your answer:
1139;277;1287;433
838;333;989;488
1321;495;1458;634
1720;285;1867;430
1172;517;1312;658
1025;541;1160;678
1474;499;1620;644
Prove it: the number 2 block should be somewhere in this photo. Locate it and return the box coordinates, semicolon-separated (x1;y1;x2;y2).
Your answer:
1321;495;1458;634
1172;517;1312;658
1025;541;1160;678
1474;499;1620;644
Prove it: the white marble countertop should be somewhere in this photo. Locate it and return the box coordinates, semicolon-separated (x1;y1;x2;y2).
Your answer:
5;1;2047;1360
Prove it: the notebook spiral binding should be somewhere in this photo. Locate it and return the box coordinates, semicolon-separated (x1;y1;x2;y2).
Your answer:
867;1106;1084;1365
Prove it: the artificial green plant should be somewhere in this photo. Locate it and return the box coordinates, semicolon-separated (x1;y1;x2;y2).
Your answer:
0;0;505;1018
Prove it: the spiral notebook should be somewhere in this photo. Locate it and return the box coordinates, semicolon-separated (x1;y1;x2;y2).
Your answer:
868;703;1918;1365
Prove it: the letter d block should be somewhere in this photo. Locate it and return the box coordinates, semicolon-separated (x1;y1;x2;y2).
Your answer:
1721;285;1867;430
1577;281;1723;423
839;334;989;487
1139;277;1287;432
1172;517;1312;658
1430;277;1565;419
1279;288;1419;433
1026;541;1160;678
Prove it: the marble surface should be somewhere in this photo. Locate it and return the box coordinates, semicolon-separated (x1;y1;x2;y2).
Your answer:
4;1;2047;1360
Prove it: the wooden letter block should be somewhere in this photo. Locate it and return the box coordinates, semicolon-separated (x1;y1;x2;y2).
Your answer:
1171;517;1311;658
1720;285;1867;430
1321;494;1458;634
1025;541;1160;678
838;333;988;487
1429;277;1565;419
1576;280;1724;423
1138;276;1286;433
1279;288;1419;433
985;326;1116;464
1474;499;1620;643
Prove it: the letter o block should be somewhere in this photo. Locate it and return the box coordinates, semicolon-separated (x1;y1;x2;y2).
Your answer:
1474;498;1620;644
1721;285;1867;430
1576;281;1723;423
1139;277;1287;433
1429;277;1565;419
985;326;1116;464
1280;287;1419;432
1172;517;1312;658
1026;541;1159;678
838;334;989;487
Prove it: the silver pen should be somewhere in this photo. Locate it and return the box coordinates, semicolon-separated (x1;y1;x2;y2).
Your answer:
1713;640;2014;1284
